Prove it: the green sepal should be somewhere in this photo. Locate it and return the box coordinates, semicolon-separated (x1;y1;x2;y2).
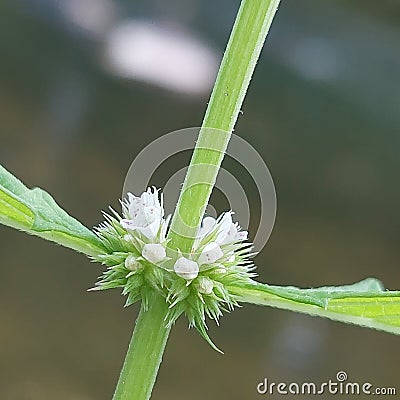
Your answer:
194;317;224;354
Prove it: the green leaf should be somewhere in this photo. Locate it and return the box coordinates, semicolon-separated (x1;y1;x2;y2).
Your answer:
0;164;105;256
228;278;400;335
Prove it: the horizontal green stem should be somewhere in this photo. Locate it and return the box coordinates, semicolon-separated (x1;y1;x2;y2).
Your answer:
229;281;400;335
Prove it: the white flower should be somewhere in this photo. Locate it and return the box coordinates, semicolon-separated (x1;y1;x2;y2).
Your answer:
197;276;214;295
174;257;199;280
142;243;166;264
125;254;141;272
197;216;217;237
198;241;223;265
121;187;164;239
197;212;248;246
216;213;248;245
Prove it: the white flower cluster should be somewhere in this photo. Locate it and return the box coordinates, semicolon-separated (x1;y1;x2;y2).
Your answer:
93;187;254;348
119;187;248;284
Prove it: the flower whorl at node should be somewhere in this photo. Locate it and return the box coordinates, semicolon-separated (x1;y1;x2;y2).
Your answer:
91;187;255;351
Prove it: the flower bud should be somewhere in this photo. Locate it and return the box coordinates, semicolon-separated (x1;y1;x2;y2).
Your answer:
198;242;223;265
198;276;214;295
125;254;141;272
174;257;199;280
142;243;166;264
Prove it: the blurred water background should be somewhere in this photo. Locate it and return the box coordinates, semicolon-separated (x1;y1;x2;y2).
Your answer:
1;0;399;399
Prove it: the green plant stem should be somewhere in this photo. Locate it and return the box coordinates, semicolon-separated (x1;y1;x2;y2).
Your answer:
168;0;281;253
113;1;280;399
112;292;171;400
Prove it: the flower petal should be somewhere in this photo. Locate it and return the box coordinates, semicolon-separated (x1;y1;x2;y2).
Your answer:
216;212;233;244
198;241;223;265
120;219;137;230
198;216;217;238
237;230;248;241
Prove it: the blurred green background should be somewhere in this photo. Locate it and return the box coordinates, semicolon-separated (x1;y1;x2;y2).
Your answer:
1;0;399;399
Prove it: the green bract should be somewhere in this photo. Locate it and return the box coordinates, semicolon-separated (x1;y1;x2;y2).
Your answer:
91;188;254;351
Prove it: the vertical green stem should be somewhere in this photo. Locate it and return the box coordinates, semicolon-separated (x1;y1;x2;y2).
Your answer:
113;1;280;399
168;0;281;252
112;292;171;400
